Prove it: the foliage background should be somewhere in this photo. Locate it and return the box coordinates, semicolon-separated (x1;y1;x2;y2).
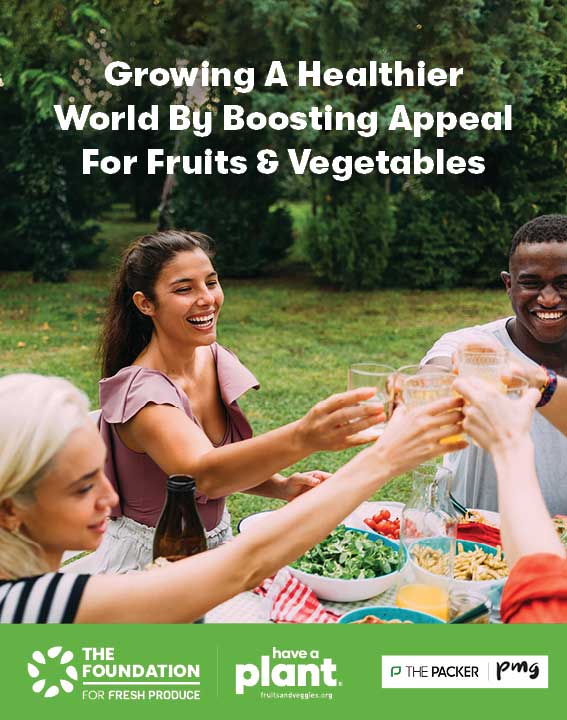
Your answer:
1;0;566;286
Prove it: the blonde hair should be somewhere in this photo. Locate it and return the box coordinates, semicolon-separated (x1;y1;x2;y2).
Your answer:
0;374;89;579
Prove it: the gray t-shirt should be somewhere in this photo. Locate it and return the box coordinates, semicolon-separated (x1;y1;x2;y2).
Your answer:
422;317;567;516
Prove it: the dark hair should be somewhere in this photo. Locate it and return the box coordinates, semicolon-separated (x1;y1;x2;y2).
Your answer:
100;230;214;378
509;215;567;258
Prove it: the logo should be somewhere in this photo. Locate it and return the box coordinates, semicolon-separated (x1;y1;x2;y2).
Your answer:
27;646;78;699
496;660;540;681
382;655;548;689
235;647;339;699
24;646;201;703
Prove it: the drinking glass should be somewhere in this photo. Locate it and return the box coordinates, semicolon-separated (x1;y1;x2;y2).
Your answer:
396;583;450;620
347;363;395;441
402;372;455;406
448;588;490;623
504;374;529;399
402;372;464;444
393;364;448;412
456;343;507;387
396;364;449;379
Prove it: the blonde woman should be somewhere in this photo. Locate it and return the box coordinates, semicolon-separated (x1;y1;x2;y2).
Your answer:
0;373;465;623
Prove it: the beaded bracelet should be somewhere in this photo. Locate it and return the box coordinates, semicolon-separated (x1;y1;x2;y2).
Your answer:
537;366;558;408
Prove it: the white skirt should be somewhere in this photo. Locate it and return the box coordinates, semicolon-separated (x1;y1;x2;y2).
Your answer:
62;508;233;574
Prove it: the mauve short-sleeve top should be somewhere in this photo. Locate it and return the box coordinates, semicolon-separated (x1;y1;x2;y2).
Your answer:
98;343;259;531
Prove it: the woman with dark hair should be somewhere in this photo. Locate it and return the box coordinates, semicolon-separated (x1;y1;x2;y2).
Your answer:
83;230;394;573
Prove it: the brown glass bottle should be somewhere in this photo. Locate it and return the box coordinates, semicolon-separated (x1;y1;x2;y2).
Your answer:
153;475;208;563
153;476;208;623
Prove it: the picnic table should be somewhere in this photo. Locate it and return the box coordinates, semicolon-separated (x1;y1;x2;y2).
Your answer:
206;586;398;623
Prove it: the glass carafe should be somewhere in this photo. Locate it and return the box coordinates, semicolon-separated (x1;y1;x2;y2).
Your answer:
396;464;459;621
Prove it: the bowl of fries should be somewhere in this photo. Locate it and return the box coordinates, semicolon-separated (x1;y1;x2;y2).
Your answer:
409;538;509;591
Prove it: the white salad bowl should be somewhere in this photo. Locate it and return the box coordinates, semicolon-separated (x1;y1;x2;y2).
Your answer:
288;527;406;602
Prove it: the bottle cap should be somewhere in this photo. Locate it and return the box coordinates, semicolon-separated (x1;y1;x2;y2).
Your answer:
167;475;196;493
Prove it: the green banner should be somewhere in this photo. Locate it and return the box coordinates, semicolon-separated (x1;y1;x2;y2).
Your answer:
1;624;563;718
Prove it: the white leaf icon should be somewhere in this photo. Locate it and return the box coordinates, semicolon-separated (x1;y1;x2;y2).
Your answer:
29;647;77;699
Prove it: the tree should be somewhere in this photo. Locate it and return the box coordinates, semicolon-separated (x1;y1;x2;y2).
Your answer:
306;180;395;289
387;0;567;287
168;0;294;275
0;1;111;279
97;0;180;221
250;0;567;288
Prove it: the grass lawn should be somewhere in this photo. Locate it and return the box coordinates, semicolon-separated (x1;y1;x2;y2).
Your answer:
0;205;512;530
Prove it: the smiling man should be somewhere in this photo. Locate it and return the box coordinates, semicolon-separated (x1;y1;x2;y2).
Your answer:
422;214;567;514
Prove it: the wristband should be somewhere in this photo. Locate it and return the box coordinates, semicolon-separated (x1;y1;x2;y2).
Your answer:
537;366;558;408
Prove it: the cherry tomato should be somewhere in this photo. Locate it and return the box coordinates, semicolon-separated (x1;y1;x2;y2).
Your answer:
364;518;379;532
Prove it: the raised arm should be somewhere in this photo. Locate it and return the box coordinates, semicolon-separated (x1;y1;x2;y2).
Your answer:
75;396;466;623
504;361;567;436
117;388;385;499
445;340;567;435
538;376;567;435
454;377;565;568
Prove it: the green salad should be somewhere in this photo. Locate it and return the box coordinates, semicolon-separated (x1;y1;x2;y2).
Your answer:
290;525;399;580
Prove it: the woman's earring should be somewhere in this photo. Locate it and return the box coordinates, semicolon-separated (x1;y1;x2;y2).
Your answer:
0;501;21;534
2;517;21;534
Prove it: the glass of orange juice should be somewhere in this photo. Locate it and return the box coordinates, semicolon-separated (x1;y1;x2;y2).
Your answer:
396;583;449;622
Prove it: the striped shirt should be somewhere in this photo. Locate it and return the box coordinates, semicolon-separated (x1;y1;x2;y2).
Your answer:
0;573;90;624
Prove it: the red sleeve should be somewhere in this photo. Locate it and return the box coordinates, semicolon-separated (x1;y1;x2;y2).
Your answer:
501;553;567;624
